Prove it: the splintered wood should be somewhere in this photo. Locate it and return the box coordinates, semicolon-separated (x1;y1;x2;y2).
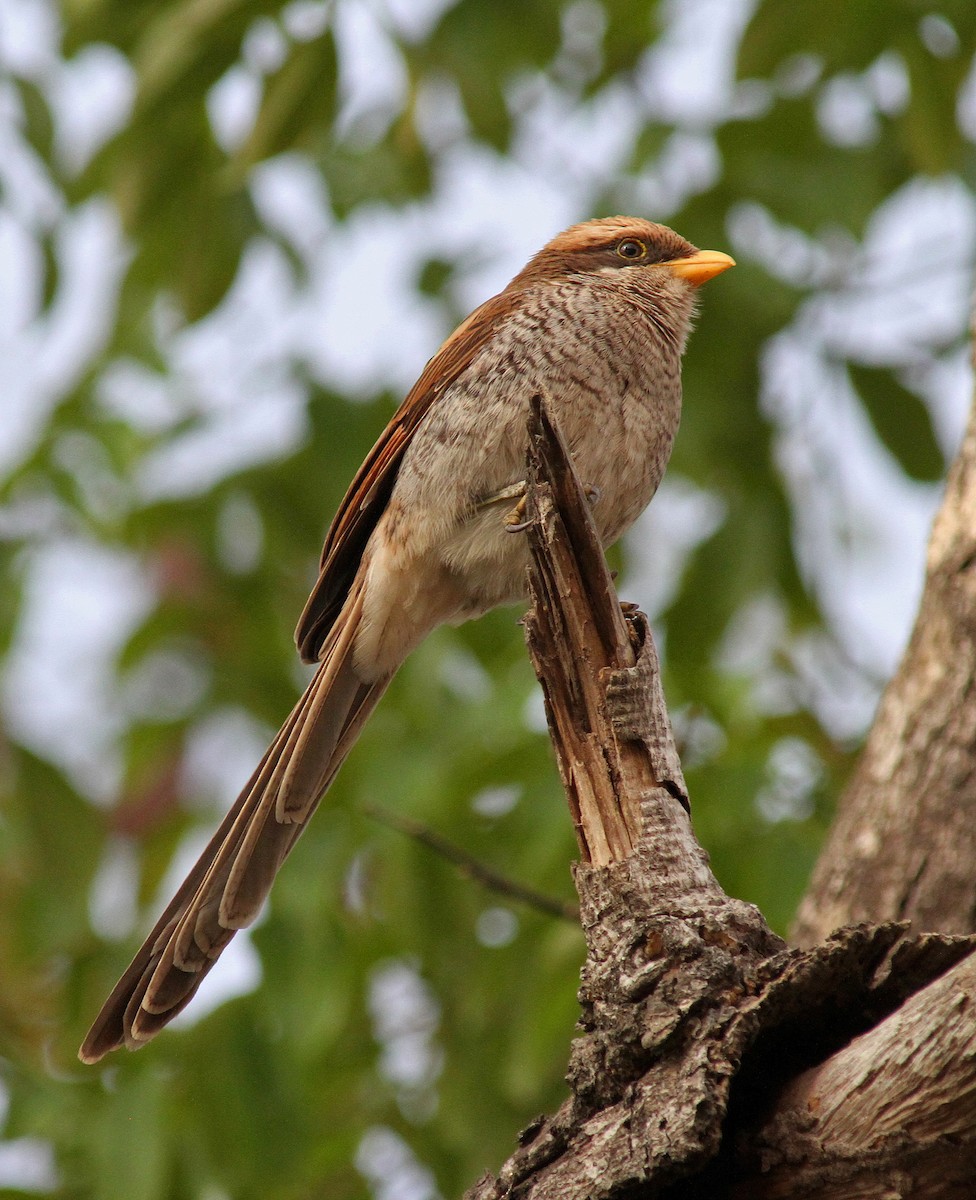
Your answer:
521;393;690;867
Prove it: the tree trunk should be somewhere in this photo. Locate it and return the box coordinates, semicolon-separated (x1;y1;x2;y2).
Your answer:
794;325;976;943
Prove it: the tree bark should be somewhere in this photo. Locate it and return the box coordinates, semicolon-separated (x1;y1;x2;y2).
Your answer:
735;950;976;1198
794;328;976;945
464;397;976;1199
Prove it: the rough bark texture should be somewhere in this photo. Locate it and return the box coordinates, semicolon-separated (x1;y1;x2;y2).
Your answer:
735;950;976;1198
463;397;976;1199
794;347;976;944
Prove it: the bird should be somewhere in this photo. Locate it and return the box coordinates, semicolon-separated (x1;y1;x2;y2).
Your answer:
79;216;733;1063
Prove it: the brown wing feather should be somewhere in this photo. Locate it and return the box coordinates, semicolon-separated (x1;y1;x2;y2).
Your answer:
295;289;519;662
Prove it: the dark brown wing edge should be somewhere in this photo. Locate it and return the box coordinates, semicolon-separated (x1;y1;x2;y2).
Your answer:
294;289;519;662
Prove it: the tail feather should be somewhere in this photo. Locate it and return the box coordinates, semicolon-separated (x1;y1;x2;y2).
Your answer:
277;585;368;823
78;584;392;1064
141;944;204;1014
221;670;389;931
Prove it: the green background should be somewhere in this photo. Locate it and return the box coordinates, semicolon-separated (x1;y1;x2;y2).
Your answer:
1;1;974;1195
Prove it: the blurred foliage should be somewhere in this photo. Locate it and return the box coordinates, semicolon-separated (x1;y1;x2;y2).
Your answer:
1;0;974;1196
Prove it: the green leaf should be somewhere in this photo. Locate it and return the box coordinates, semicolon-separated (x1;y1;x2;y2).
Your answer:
849;362;945;481
898;39;974;174
740;0;910;76
233;33;339;169
424;0;564;148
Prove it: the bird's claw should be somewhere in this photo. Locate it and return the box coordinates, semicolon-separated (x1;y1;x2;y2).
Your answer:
504;493;530;533
475;482;531;532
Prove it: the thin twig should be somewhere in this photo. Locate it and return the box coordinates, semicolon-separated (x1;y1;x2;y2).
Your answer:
362;802;580;923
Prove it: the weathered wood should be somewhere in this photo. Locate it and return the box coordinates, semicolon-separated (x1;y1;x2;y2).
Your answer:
464;396;976;1200
520;394;649;862
736;948;976;1198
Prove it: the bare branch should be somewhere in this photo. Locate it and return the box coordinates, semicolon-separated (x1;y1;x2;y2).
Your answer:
362;802;580;923
520;393;695;869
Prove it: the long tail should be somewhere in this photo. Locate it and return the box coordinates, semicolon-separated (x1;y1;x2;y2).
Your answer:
79;582;389;1063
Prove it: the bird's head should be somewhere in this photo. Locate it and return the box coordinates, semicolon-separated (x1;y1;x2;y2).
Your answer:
514;215;734;292
508;216;734;356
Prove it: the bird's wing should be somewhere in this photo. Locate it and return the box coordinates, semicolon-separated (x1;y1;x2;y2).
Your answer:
295;288;518;662
79;284;524;1063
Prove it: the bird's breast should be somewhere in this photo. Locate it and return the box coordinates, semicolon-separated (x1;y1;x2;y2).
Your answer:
360;280;685;661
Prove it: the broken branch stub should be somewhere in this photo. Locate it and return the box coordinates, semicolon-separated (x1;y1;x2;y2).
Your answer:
521;392;701;871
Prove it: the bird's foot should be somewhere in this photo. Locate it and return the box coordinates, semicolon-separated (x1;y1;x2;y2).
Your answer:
504;492;531;533
474;482;531;532
479;480;602;534
505;481;601;532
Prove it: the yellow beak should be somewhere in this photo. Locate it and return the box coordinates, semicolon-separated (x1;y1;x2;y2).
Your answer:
667;250;736;287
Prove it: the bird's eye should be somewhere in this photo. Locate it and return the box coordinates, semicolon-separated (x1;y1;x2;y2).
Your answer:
616;239;646;260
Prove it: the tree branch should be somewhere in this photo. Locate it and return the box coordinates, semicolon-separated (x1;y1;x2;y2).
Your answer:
736;949;976;1198
362;802;579;923
520;393;696;867
794;317;976;942
464;396;976;1199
